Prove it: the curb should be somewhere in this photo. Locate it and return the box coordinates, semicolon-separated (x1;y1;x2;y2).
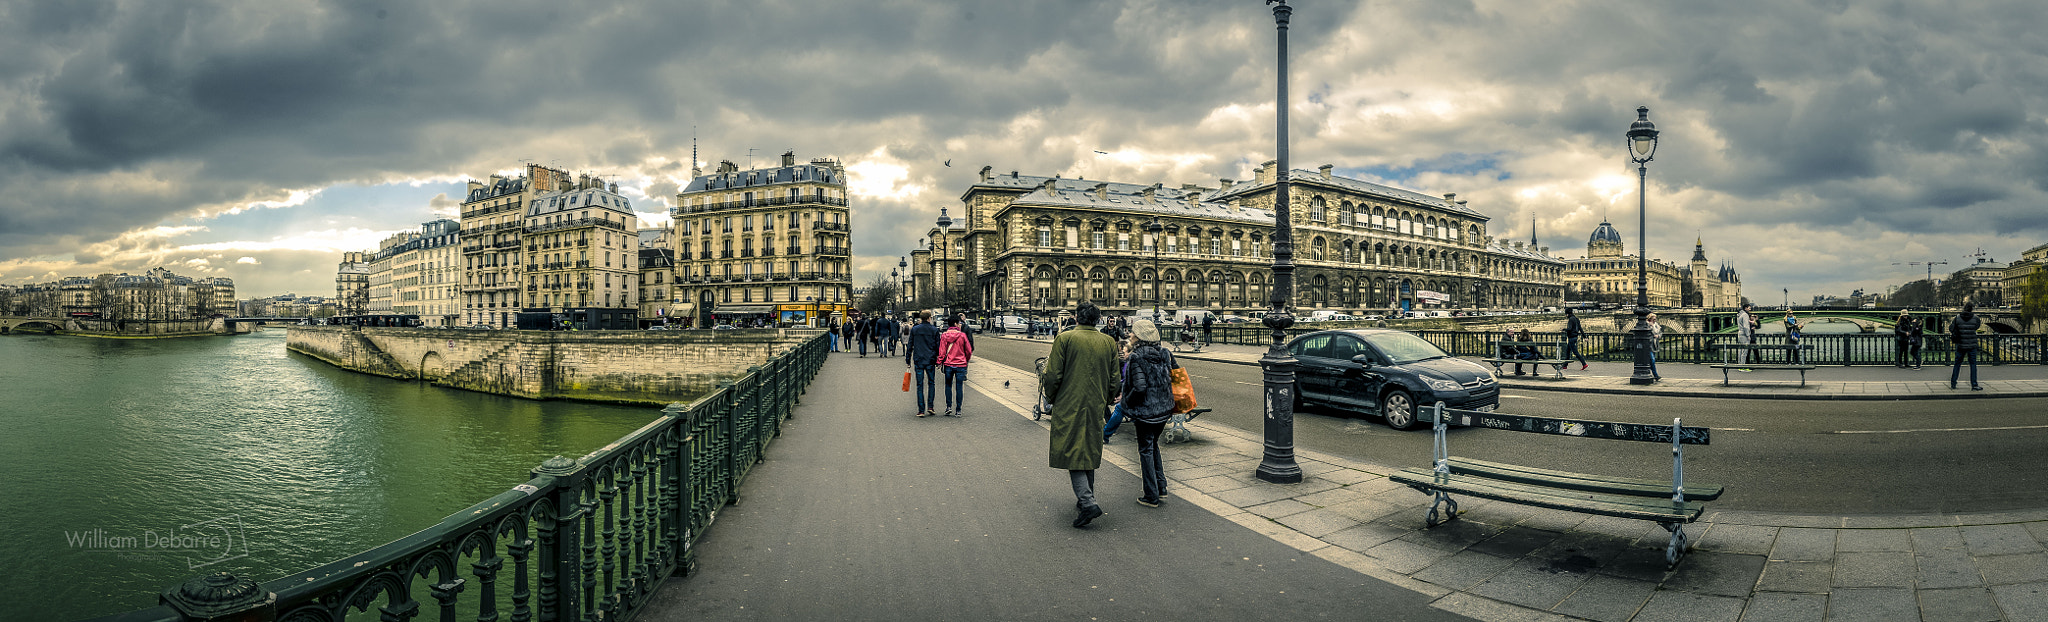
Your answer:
1493;380;2048;401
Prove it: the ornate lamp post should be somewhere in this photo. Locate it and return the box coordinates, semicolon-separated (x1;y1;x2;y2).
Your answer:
899;256;909;310
1625;106;1661;385
1256;0;1303;484
936;207;954;319
1147;216;1165;325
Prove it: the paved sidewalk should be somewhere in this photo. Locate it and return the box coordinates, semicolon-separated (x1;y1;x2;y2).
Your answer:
961;355;2048;622
642;352;1468;621
991;334;2048;400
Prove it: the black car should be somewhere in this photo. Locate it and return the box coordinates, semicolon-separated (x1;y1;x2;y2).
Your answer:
1285;328;1499;430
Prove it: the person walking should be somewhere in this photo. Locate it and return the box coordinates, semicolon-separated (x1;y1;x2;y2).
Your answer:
1950;302;1983;390
1103;330;1138;443
1201;312;1214;346
1900;311;1916;368
1562;308;1588;370
1893;312;1916;368
937;316;974;416
905;312;943;416
857;315;874;358
839;318;856;354
1041;301;1119;528
1646;312;1663;381
1118;318;1179;508
883;314;901;358
826;316;841;353
1734;302;1758;371
1783;311;1804;365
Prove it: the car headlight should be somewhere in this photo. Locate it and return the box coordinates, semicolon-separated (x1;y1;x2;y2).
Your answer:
1423;377;1463;392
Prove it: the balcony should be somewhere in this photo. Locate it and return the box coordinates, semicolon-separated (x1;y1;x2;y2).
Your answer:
785;246;802;255
812;221;849;232
741;250;755;258
720;251;734;259
577;239;587;247
817;246;850;257
699;252;712;260
760;248;774;256
669;195;849;215
523;217;630;235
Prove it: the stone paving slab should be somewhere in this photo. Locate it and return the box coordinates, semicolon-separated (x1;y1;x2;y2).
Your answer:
963;353;2048;621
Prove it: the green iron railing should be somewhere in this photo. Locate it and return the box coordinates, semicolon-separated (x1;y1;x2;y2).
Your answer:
86;331;829;622
1194;325;2046;366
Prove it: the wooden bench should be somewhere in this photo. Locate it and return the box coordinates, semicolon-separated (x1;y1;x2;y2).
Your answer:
1708;343;1816;386
1480;340;1573;378
1388;402;1723;569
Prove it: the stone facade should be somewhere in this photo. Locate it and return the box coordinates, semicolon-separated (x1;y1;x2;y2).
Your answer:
670;151;853;327
286;325;819;405
947;163;1565;317
458;164;572;328
1561;222;1737;308
336;251;370;315
2003;242;2047;310
523;177;640;314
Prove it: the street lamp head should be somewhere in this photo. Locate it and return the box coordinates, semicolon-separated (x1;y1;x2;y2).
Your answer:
899;256;906;269
1146;218;1164;234
1627;106;1660;161
937;205;953;229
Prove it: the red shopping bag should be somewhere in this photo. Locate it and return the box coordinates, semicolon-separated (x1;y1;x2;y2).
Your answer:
902;371;912;392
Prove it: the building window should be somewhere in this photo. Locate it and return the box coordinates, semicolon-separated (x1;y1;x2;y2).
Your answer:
1092;231;1105;249
1118;234;1130;251
1037;227;1051;247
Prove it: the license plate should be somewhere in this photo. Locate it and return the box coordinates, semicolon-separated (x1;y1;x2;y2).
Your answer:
1476;404;1497;413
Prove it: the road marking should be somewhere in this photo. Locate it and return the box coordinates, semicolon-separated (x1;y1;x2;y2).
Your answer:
1234;381;1260;386
1711;427;1757;432
1834;424;2048;434
1500;394;1537;399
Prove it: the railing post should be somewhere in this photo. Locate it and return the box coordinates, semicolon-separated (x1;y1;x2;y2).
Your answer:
160;572;277;622
532;455;582;622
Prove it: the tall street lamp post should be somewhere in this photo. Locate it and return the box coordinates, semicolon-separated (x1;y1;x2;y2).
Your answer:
1147;216;1165;325
1256;0;1303;485
1625;106;1661;385
899;256;909;310
936;207;954;319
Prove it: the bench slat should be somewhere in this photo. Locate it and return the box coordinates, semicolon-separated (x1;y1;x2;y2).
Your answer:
1447;457;1723;501
1391;468;1705;523
1707;364;1815;370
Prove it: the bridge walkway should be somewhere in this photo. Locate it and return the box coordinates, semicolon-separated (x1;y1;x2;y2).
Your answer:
638;350;1468;621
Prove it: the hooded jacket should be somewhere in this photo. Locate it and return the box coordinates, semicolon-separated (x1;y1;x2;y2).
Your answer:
1118;343;1179;424
938;327;973;367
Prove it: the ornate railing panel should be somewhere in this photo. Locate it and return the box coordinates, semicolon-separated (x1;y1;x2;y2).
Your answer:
1185;325;2043;366
85;332;828;622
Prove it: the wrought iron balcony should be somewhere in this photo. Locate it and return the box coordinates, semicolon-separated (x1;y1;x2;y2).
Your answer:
721;251;734;259
741;250;755;258
817;246;850;257
785;246;802;255
812;221;848;232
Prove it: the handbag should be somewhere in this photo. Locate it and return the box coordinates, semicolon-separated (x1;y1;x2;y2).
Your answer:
1169;366;1198;413
902;370;912;392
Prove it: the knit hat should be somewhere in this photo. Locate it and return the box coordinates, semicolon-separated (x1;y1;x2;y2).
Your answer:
1132;319;1161;343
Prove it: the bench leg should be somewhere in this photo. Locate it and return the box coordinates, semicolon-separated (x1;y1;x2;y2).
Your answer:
1424;490;1460;528
1661;523;1689;569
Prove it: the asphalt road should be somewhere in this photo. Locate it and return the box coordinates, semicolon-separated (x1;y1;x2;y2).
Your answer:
976;336;2048;515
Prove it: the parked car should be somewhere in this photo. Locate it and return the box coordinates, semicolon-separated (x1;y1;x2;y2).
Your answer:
712;325;737;330
1284;328;1499;430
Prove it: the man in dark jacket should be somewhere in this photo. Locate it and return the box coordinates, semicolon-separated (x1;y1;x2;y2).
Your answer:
1119;319;1179;507
1201;313;1214;345
1950;302;1983;390
905;312;944;415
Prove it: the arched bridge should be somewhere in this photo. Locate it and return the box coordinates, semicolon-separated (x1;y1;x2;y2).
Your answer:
0;316;79;334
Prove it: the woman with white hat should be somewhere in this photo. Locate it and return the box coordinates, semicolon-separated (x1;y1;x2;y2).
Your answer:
1119;318;1181;507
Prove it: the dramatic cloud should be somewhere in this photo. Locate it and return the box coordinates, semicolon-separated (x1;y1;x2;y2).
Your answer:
1;0;2045;301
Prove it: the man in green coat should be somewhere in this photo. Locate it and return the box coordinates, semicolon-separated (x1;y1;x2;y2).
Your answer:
1041;301;1120;527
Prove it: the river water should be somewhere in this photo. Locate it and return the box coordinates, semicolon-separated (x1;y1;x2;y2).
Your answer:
0;329;660;620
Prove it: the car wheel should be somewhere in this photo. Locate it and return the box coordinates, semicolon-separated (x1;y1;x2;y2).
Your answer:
1381;389;1418;430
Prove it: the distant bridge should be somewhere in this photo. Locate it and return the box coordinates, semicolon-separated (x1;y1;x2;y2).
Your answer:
0;316;76;333
1672;308;2028;335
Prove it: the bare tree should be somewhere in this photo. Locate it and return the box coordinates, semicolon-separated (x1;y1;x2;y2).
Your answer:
856;276;899;314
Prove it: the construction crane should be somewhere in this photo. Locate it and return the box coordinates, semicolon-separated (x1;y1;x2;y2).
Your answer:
1891;259;1949;284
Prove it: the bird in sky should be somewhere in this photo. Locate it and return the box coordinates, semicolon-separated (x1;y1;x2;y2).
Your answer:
944;159;952;167
1094;150;1108;154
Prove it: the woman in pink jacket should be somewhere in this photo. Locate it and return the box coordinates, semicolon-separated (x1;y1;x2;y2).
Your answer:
937;316;975;417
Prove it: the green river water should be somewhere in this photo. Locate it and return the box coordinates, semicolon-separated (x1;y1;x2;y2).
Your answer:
0;329;660;620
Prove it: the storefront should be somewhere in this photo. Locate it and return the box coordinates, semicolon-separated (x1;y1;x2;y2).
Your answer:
776;302;848;328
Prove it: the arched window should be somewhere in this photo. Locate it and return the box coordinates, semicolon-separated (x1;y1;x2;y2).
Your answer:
1310;196;1327;222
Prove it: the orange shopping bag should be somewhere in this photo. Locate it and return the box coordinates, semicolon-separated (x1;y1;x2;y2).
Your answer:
902;370;912;392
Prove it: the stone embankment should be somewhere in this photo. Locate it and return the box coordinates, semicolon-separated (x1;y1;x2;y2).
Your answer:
287;326;819;405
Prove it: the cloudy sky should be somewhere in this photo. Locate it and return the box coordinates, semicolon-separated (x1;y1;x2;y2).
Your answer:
2;0;2045;304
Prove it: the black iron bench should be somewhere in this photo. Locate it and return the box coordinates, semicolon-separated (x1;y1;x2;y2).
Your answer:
1708;343;1816;386
1480;340;1573;378
1388;403;1722;569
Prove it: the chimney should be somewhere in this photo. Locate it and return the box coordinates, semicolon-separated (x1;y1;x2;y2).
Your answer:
1515;241;1525;251
1091;182;1109;200
609;183;619;194
1181;183;1200;191
1142;183;1161;200
1219;178;1235;191
1443;192;1457;203
1540;246;1550;254
781;151;796;167
1011;170;1020;178
1318;164;1334;180
1041;179;1059;194
467;180;483;194
1186;190;1203;203
1256;160;1278;185
718;160;738;174
979;166;992;182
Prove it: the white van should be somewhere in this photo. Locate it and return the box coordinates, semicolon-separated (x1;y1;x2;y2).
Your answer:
995;315;1029;332
1172;309;1214;325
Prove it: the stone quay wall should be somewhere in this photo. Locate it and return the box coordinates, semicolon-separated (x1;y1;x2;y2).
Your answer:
286;326;821;405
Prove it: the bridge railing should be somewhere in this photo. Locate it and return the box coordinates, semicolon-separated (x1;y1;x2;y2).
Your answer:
1190;325;2044;366
84;331;829;622
1415;330;2048;366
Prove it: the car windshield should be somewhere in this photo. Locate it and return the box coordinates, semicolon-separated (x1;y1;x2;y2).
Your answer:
1361;332;1450;364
